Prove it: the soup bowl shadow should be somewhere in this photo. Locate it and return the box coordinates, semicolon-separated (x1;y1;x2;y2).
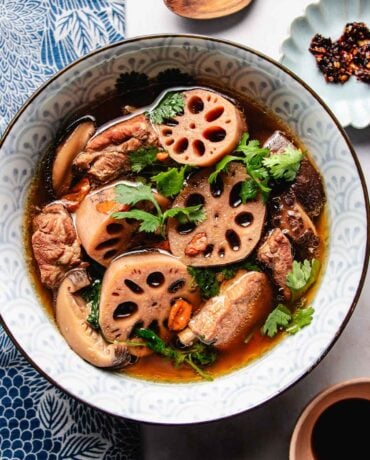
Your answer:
0;34;368;424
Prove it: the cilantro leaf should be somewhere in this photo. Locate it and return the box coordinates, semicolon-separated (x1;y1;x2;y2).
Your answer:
261;304;292;338
151;166;191;197
149;92;185;124
115;182;161;213
261;301;315;338
112;209;160;233
129;146;161;173
113;183;204;236
187;267;220;299
286;259;321;302
220;260;261;280
286;306;315;334
239;179;258;202
208;155;240;184
81;279;102;331
262;146;304;182
135;328;216;380
164;204;206;225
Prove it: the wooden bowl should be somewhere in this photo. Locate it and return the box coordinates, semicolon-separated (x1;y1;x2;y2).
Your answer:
163;0;253;19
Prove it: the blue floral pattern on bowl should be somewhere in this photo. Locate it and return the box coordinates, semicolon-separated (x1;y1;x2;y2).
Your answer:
0;35;368;424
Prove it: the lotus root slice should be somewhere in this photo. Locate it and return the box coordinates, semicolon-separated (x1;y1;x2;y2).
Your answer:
99;252;201;356
167;162;266;266
157;89;247;167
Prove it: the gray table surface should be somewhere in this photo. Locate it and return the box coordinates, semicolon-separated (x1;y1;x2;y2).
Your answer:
126;1;370;458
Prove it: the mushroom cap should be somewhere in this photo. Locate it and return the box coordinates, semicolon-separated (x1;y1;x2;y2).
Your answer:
99;251;201;356
167;162;266;266
52;119;95;197
55;269;129;369
157;89;247;167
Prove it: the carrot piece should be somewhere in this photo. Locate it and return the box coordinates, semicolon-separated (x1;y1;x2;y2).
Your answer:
95;201;129;214
156;152;169;161
61;178;90;212
168;299;192;331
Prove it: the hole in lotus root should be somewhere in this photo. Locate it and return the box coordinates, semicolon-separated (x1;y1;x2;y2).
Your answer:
203;126;226;143
174;137;189;154
192;139;205;156
226;229;241;251
168;279;186;294
205;106;224;122
185;193;205;207
162;128;173;136
146;271;165;288
106;223;124;234
103;249;118;259
113;301;138;319
235;212;254;227
96;238;120;251
229;182;243;208
124;279;144;294
188;95;204;114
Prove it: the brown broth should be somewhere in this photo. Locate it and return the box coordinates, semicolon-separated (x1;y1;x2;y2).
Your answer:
24;80;328;383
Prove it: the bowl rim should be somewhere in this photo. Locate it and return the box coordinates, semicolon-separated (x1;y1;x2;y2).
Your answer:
0;33;369;425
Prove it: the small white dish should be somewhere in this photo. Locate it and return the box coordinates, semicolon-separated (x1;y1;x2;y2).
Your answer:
280;0;370;129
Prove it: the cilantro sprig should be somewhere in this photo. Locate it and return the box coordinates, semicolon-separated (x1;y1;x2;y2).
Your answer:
261;302;314;338
149;92;185;124
286;259;321;302
135;328;217;381
151;165;193;197
81;279;102;331
188;261;260;300
209;133;304;203
129;146;161;173
262;145;303;181
112;182;205;236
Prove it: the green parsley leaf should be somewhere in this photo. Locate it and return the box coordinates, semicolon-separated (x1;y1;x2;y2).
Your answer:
187;267;220;299
164;204;206;225
81;279;102;331
151;166;191;197
129;146;161;173
286;306;315;335
149;92;185;124
208;155;240;184
113;183;204;236
115;182;161;213
261;304;292;338
135;328;216;380
262;146;304;182
239;179;258;202
112;209;160;233
286;259;321;302
261;302;315;338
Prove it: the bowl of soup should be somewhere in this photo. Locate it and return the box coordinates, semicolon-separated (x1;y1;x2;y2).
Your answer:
0;34;368;424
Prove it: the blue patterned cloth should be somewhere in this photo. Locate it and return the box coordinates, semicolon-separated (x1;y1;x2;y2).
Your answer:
0;1;142;458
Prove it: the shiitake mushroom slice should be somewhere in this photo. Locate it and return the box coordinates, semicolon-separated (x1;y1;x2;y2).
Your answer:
52;118;95;197
55;269;129;368
157;89;247;167
167;162;266;267
99;252;201;357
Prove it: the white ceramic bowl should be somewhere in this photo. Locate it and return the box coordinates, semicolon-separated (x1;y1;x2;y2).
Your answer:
0;35;368;424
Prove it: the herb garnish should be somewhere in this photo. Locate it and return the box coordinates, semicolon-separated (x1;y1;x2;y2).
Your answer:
151;165;193;197
81;279;102;331
188;261;261;299
113;182;205;236
209;133;304;203
286;259;320;302
135;328;217;381
129;146;161;173
261;302;314;338
262;145;303;181
149;92;185;124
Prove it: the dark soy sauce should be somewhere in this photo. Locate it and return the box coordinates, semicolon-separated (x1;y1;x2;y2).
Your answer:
311;398;370;460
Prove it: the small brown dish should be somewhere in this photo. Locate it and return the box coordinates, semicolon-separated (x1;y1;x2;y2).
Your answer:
163;0;253;20
290;378;370;460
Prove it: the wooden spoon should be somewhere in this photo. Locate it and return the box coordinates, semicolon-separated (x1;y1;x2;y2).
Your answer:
164;0;253;20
